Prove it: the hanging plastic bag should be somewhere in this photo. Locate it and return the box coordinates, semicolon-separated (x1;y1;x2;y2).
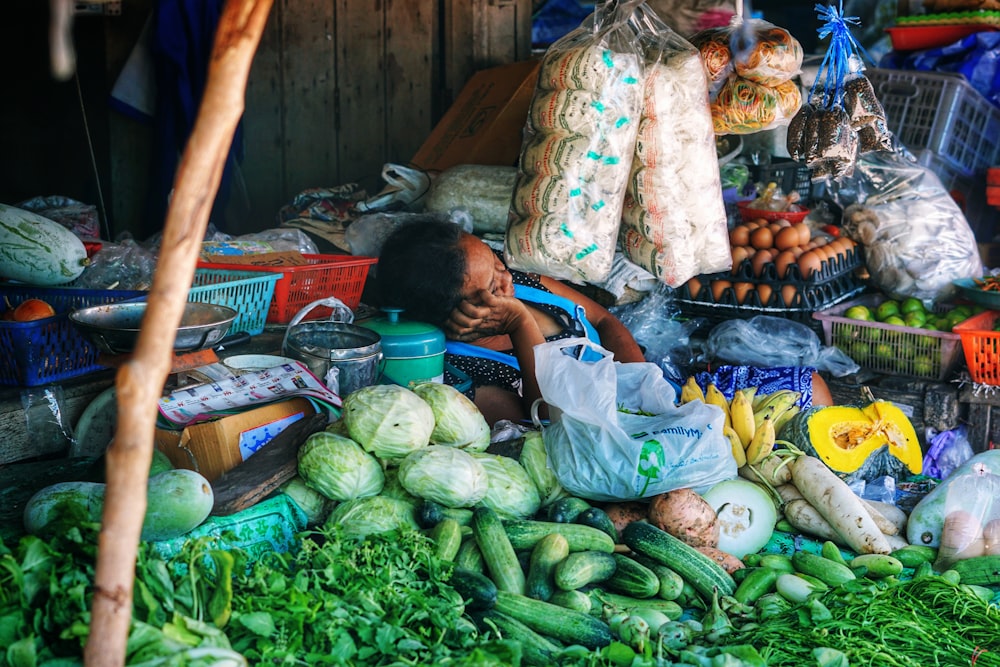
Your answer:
504;0;645;284
786;5;891;182
689;15;803;135
838;151;983;305
535;337;736;502
618;4;731;286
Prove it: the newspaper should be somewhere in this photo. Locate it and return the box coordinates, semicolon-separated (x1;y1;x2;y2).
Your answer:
158;360;341;428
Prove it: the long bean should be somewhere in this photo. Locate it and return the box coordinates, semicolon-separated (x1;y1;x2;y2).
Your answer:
732;576;1000;667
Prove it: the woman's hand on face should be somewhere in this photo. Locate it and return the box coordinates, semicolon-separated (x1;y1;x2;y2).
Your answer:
445;289;529;341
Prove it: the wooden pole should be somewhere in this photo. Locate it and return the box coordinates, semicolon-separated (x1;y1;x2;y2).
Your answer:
83;1;273;664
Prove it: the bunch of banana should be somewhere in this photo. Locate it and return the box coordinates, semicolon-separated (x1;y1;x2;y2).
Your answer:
679;378;802;466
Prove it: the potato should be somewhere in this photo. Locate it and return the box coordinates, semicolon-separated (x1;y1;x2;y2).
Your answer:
695;546;746;575
599;501;648;536
647;488;720;548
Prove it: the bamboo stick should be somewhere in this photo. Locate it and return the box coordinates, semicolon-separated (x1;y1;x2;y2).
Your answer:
83;1;273;664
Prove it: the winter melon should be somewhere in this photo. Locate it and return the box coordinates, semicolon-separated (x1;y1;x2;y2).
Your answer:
23;468;214;541
0;202;89;285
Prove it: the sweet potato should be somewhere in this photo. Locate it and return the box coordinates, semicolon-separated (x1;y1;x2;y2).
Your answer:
647;488;720;548
695;546;745;575
599;501;648;536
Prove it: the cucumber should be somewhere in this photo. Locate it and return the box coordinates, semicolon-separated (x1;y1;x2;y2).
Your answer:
525;533;570;601
503;519;615;553
449;567;498;611
605;554;660;599
792;551;856;587
417;500;473;528
546;496;592;523
455;538;486;574
431;518;464;562
849;554;903;579
621;521;736;601
473;506;526;594
0;203;89;285
554;551;617;591
732;566;779;604
474;609;563;666
23;469;214;542
890;545;938;568
549;589;592;613
758;553;796;574
631;554;685;601
588;590;683;620
949;555;1000;586
575;507;618;543
493;590;613;649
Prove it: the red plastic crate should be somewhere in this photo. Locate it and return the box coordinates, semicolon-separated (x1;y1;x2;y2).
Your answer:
198;254;377;322
953;310;1000;385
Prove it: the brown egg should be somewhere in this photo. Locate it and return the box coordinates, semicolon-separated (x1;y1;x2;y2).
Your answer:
781;284;799;307
773;249;798;279
731;245;752;271
774;225;802;251
773;218;793;228
789;245;806;258
750;226;774;250
797;249;822;279
796;223;811;246
756;283;774;306
751;248;776;277
768;222;784;236
733;282;755;304
730;225;751;247
686;276;703;299
711;279;732;303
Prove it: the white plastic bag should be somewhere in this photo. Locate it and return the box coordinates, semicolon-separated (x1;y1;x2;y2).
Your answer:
535;338;736;502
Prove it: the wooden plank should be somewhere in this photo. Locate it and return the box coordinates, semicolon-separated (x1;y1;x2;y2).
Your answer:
474;0;531;65
282;0;338;195
385;0;437;164
210;412;327;516
335;0;386;194
242;1;287;231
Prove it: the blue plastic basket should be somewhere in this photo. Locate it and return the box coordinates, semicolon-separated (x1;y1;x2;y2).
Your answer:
0;286;145;387
187;268;282;336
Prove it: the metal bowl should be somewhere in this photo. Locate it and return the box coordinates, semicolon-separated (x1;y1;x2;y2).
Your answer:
69;301;238;354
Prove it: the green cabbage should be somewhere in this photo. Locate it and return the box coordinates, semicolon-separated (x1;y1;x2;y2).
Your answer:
518;430;569;508
412;382;491;452
472;453;541;520
324;495;420;538
343;385;435;460
279;475;333;527
380;466;418;502
297;431;385;501
398;445;489;508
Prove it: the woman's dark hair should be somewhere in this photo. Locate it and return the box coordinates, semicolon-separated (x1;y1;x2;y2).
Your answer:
376;220;467;326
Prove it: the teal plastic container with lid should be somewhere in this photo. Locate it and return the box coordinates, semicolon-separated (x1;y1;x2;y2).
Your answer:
359;308;445;388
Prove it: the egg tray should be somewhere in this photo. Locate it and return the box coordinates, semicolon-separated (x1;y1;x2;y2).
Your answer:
724;243;865;286
680;269;867;312
675;283;865;338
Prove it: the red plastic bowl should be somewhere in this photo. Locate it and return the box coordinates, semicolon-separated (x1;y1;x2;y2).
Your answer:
737;201;810;224
886;24;998;51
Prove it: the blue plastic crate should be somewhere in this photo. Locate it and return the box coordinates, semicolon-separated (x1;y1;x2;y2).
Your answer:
0;286;145;387
187;268;282;336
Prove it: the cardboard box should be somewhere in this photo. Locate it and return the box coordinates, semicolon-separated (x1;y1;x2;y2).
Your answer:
155;398;315;482
410;59;540;173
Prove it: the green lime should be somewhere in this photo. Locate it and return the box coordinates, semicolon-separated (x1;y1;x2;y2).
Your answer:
875;300;901;322
911;356;935;377
883;315;906;327
874;342;895;361
845;305;875;321
945;311;969;329
901;297;926;315
850;341;871;362
951;305;974;319
904;311;927;328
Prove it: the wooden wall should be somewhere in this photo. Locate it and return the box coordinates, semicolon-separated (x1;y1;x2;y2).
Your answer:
98;0;531;238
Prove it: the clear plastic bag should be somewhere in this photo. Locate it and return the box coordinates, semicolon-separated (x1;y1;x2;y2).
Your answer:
610;284;705;385
838;151;983;305
618;5;731;285
535;337;736;501
705;315;860;376
504;0;644;284
72;237;158;290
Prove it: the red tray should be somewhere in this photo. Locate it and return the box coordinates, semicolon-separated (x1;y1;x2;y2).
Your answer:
886;24;998;51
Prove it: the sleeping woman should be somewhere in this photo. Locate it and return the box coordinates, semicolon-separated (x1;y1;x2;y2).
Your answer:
376;220;645;425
